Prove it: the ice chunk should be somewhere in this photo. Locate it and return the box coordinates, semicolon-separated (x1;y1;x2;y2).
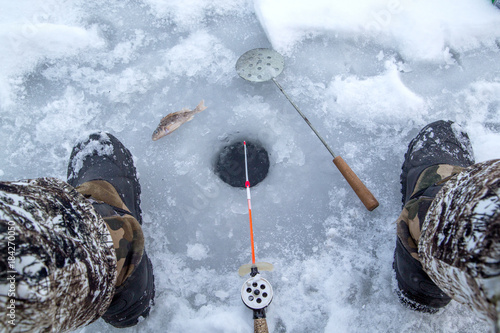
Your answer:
187;243;209;261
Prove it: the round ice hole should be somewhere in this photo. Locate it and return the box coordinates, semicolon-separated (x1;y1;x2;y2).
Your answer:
214;140;269;188
263;292;268;297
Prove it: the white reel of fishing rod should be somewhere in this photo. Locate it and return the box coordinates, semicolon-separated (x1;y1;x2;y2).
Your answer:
241;273;273;310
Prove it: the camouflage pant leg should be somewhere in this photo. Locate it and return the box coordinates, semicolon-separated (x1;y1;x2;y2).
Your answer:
419;159;500;328
0;178;117;333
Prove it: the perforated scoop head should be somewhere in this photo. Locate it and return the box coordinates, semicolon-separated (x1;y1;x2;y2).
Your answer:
236;48;284;83
241;274;273;310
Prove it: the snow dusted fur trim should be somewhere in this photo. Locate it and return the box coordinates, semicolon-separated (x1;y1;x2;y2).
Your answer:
419;160;500;329
0;178;117;333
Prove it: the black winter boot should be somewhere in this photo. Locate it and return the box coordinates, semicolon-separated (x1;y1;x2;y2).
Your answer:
400;120;475;206
67;132;155;328
393;120;475;313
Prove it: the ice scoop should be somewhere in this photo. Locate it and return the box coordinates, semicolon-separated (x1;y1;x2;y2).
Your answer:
236;48;379;211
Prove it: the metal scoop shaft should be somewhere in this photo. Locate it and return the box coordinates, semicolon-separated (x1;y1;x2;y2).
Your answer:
236;48;379;211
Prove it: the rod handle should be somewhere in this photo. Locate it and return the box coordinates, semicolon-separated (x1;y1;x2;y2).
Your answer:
254;318;269;333
333;156;379;211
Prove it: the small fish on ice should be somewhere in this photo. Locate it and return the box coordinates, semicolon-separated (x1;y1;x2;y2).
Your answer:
152;100;207;141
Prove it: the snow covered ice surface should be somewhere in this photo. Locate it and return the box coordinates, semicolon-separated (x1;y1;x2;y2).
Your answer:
1;0;500;332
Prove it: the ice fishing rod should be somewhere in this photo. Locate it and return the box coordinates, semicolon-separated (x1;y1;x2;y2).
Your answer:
245;140;256;265
236;48;379;211
239;141;274;333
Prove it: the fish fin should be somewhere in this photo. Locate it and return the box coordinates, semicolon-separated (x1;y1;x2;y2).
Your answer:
194;100;207;113
171;122;182;131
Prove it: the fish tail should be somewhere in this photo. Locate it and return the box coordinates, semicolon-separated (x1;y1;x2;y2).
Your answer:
194;100;207;113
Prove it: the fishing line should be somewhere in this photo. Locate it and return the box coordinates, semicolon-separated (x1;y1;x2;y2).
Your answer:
244;141;256;265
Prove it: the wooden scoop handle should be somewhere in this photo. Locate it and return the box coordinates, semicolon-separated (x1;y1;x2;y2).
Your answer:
333;156;379;211
254;318;269;333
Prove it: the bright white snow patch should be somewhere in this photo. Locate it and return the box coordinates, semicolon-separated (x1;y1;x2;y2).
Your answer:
255;0;500;60
162;30;237;84
36;87;101;144
325;63;427;127
0;22;104;108
187;243;209;261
